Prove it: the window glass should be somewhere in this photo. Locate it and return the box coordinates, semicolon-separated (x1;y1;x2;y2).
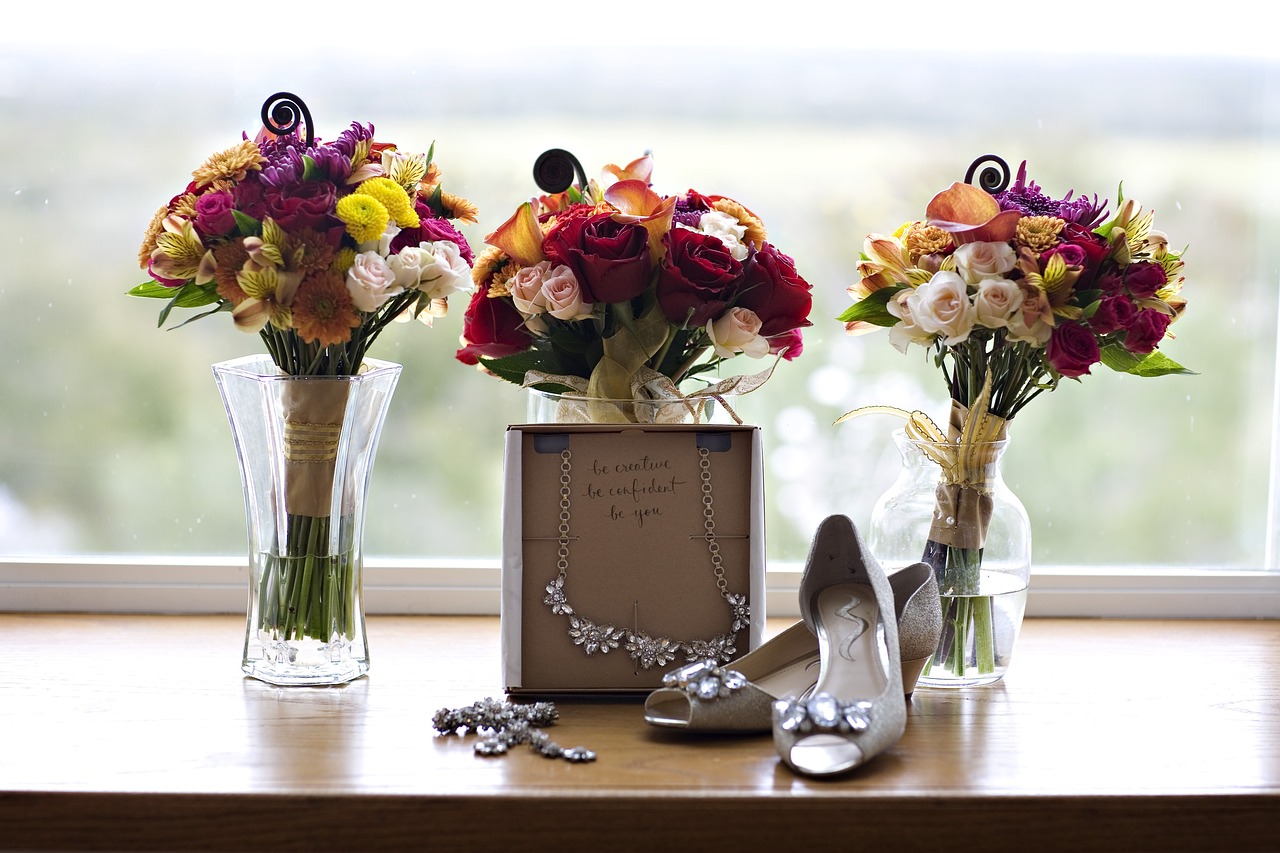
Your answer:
1;7;1274;568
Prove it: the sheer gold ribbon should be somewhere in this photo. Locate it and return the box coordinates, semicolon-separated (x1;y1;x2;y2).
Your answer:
836;373;1010;549
523;357;782;425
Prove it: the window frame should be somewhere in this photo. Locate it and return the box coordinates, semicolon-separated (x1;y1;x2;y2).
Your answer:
2;557;1276;618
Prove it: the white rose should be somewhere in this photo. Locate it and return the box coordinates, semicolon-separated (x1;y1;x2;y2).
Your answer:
387;246;428;290
698;210;750;260
955;241;1017;285
541;265;592;320
973;278;1024;329
707;307;770;358
907;271;976;345
417;241;472;300
886;288;935;353
346;251;402;312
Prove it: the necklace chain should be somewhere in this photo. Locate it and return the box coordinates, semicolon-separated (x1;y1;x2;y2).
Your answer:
542;445;750;670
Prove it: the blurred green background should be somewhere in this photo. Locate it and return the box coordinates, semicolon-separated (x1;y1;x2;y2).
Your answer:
1;12;1274;568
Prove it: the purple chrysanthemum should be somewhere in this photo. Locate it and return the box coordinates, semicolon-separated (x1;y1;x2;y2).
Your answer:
672;197;704;229
259;147;306;189
306;145;354;184
331;122;375;158
995;161;1108;228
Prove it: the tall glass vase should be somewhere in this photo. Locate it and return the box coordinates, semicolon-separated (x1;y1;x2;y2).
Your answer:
869;429;1031;688
213;354;401;686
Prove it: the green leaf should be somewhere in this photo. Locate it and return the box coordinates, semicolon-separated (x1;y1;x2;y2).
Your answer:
233;210;261;237
478;348;572;389
301;154;319;181
835;286;904;328
1099;342;1197;377
167;302;231;330
156;282;221;328
128;281;180;299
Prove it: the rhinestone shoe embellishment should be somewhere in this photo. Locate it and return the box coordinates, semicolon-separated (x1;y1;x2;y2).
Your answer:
772;692;874;735
662;659;749;701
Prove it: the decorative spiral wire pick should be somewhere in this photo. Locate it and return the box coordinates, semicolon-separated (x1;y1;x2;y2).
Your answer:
964;154;1011;194
261;92;314;149
533;148;589;194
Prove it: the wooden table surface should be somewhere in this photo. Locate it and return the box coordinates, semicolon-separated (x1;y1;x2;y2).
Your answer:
1;613;1277;852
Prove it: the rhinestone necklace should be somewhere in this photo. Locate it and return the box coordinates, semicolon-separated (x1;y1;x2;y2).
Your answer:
542;445;750;669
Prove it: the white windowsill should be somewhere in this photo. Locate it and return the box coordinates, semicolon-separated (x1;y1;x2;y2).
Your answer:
2;557;1277;619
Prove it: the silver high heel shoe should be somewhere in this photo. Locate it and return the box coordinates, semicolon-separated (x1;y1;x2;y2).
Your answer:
772;514;905;777
643;538;940;734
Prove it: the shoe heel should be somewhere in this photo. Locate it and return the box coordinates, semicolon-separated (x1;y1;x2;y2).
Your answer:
901;656;930;698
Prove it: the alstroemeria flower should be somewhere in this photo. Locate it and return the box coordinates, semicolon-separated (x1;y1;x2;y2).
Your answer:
485;200;546;267
926;182;1022;245
603;179;676;261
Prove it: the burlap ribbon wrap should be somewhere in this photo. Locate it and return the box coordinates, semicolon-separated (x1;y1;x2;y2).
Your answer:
836;372;1009;551
280;378;352;518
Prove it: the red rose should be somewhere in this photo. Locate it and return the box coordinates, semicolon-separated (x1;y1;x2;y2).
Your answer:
1122;307;1172;354
233;176;268;221
542;211;651;303
767;327;805;360
1048;223;1109;275
264;180;336;231
656;228;743;327
735;243;813;336
1046;321;1101;378
1124;262;1167;299
455;284;530;365
1088;294;1138;335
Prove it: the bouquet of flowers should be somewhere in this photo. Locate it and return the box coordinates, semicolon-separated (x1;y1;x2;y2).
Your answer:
132;96;477;375
839;158;1189;680
128;95;477;673
455;152;812;422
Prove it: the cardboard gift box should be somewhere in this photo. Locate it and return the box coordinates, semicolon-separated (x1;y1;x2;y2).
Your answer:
501;423;766;695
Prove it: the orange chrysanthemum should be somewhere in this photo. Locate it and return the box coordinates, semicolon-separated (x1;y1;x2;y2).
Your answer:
192;139;266;189
441;191;479;225
287;227;338;275
291;270;360;347
138;206;168;269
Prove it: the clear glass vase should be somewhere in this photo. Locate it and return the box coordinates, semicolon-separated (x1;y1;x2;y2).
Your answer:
213;354;401;686
526;388;741;425
868;429;1031;688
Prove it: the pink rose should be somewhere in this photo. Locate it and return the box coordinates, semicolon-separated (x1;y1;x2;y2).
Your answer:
508;263;551;315
194;191;237;237
1046;322;1101;378
954;241;1017;285
542;265;592;320
707;307;769;358
973;278;1023;329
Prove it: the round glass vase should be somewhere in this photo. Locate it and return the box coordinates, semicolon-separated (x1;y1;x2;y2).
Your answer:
868;429;1031;688
526;388;742;425
213;354;402;686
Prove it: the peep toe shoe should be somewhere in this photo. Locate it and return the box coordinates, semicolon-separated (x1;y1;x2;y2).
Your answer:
642;541;941;734
772;514;906;777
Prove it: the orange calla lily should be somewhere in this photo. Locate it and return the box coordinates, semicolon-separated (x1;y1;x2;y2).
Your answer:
602;154;653;185
484;200;545;267
603;179;676;261
925;182;1021;245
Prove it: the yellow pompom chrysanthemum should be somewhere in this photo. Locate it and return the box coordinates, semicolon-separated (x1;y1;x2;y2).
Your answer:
355;177;420;229
336;194;390;244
